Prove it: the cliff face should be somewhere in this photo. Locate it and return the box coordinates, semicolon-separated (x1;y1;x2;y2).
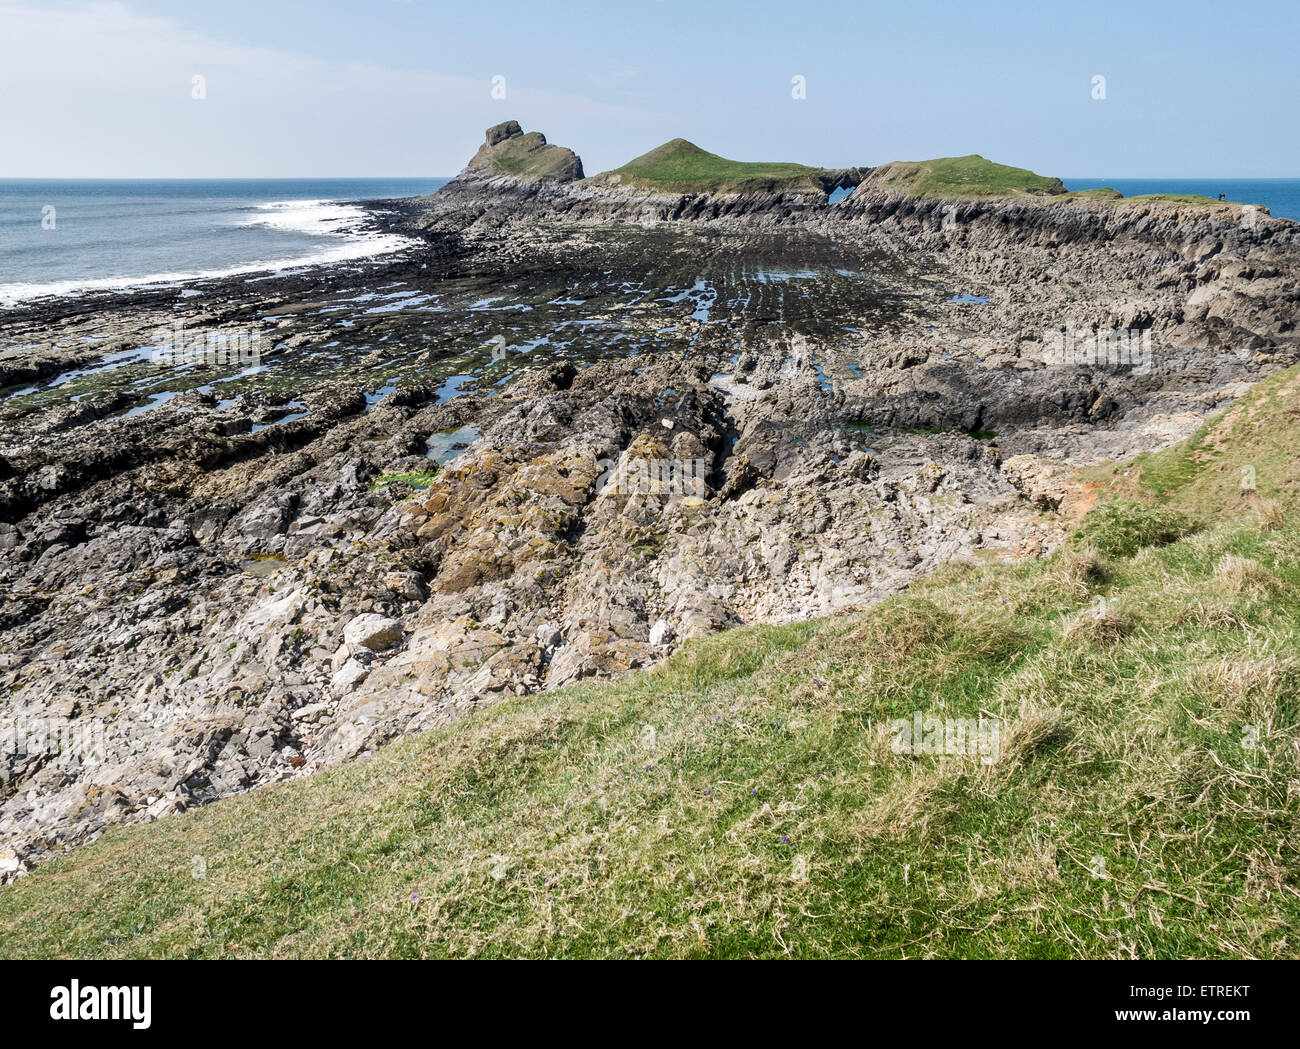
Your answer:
422;170;869;231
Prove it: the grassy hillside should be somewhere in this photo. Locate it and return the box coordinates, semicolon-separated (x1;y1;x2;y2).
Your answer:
868;155;1067;197
599;138;827;194
1067;187;1124;200
1124;193;1226;206
1081;364;1300;513
1064;188;1262;213
3;371;1299;958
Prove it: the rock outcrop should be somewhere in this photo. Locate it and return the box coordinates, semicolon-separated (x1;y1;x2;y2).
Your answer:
420;124;870;233
439;120;583;193
2;121;1298;881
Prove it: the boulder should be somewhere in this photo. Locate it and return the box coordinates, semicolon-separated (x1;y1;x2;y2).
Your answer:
343;614;403;651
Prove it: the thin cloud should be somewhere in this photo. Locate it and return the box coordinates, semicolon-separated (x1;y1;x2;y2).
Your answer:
0;0;651;176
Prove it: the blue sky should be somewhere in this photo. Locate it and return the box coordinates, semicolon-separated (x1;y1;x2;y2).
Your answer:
2;0;1297;178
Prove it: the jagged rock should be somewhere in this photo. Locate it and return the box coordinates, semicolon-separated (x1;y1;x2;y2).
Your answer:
1;122;1296;879
330;659;370;697
455;121;584;186
343;614;403;651
384;571;425;601
0;847;26;882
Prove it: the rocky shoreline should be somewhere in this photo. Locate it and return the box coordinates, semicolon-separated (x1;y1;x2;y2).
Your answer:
2;124;1298;882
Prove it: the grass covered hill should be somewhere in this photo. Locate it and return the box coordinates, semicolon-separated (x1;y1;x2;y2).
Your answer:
857;156;1269;213
596;138;830;194
863;154;1067;198
3;367;1299;958
1064;187;1265;213
452;121;1275;214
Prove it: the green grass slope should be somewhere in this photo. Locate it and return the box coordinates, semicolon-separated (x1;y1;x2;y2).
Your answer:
1063;189;1264;214
1066;187;1124;200
868;155;1067;197
3;372;1300;959
488;135;579;180
598;138;826;194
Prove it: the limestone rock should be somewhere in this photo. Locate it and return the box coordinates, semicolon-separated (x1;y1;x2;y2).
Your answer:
343;614;403;652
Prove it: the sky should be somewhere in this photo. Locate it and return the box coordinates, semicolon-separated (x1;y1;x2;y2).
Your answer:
2;0;1297;179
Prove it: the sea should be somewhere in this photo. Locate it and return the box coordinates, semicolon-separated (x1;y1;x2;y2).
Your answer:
0;178;449;306
1062;178;1300;221
0;176;1295;308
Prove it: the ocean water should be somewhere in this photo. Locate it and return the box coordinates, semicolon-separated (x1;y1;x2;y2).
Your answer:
0;178;449;306
1063;178;1300;221
3;176;1293;309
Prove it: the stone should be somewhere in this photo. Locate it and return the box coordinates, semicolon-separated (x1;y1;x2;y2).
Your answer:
330;659;370;697
343;614;403;652
384;571;425;601
649;619;674;646
1;120;1294;884
0;847;26;881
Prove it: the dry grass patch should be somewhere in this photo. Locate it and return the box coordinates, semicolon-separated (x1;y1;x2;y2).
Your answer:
997;704;1075;772
1171;599;1252;632
847;762;975;847
1213;554;1285;599
1048;545;1110;595
1186;654;1300;726
843;599;956;664
1063;603;1134;645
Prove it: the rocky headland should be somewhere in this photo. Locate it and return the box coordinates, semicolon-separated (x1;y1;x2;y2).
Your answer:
1;120;1297;882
